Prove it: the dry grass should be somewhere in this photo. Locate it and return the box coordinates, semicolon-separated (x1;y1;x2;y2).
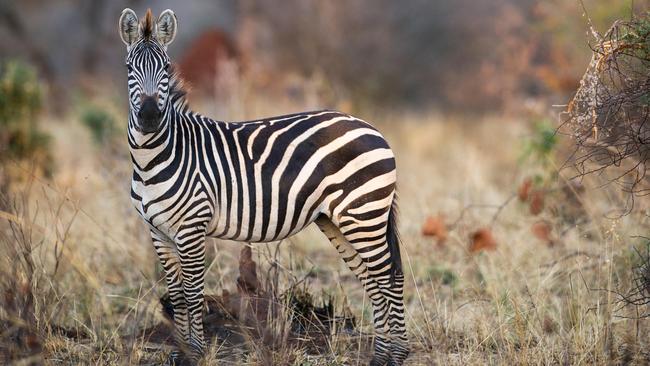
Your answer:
1;92;650;365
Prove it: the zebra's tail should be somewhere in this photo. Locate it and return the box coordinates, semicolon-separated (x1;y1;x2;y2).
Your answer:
387;194;403;284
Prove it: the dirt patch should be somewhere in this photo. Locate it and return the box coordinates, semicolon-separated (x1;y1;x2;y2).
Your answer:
132;246;358;361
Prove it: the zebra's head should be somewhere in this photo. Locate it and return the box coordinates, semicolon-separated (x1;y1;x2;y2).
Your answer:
119;8;177;134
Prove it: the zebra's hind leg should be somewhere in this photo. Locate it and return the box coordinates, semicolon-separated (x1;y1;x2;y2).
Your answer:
385;271;409;365
315;216;395;365
340;213;409;366
150;232;191;365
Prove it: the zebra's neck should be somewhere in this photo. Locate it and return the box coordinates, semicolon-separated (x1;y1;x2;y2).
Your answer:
128;98;225;182
129;100;180;170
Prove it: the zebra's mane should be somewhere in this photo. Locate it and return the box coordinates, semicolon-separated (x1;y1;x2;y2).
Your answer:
141;9;154;40
168;64;188;108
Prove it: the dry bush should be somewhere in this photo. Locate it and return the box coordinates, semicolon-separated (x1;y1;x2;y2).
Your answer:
0;194;44;364
0;185;73;364
616;243;650;317
563;13;650;204
561;13;650;322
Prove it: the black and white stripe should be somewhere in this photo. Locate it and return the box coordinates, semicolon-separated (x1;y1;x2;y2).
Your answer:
121;9;408;366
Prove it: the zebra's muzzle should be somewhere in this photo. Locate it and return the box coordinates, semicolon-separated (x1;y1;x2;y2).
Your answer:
137;95;162;133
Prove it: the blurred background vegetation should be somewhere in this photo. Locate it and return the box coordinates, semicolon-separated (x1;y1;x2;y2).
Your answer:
1;0;647;191
0;0;647;115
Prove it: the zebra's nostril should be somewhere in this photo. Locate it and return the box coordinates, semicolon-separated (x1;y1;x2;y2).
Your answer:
139;97;160;119
137;95;162;133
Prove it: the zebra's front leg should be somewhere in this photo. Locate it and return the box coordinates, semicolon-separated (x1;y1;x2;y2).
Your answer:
175;225;208;359
151;232;191;364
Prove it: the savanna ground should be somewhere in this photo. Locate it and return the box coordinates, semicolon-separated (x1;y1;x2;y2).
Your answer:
2;83;649;365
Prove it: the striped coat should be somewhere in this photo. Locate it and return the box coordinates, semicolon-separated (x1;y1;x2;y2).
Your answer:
132;111;396;244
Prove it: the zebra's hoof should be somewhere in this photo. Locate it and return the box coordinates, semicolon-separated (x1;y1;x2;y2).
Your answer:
164;351;194;366
369;354;391;366
370;357;406;366
368;349;409;366
390;340;410;365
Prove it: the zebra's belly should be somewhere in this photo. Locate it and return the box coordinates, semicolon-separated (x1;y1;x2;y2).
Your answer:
133;199;184;239
204;207;321;243
133;181;321;242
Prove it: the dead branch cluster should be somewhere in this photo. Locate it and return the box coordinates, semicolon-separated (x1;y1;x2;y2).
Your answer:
561;14;650;319
614;242;650;318
563;15;650;197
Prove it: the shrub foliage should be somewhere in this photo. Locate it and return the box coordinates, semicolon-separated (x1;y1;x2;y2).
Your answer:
0;60;51;195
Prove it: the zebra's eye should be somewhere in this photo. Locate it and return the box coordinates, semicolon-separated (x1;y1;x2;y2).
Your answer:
164;63;171;72
126;64;133;72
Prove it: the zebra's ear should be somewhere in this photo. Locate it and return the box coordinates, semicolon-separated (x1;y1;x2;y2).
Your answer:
119;8;139;47
156;9;177;48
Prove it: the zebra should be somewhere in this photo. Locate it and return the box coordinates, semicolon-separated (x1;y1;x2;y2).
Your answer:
119;8;409;365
